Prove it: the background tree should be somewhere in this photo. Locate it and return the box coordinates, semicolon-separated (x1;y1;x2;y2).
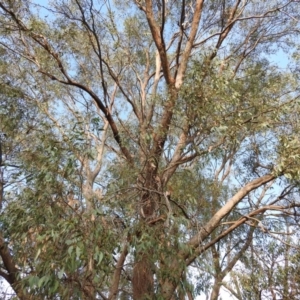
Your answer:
0;0;300;299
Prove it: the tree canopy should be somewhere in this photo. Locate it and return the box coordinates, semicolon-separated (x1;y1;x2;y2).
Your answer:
0;0;300;299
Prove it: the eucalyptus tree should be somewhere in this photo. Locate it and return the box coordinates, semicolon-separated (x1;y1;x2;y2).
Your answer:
0;0;300;299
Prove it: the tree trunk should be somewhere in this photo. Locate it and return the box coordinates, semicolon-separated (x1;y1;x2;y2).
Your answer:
132;253;154;300
0;233;28;300
132;163;161;299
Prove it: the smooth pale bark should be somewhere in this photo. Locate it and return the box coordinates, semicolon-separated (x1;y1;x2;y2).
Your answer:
188;174;275;248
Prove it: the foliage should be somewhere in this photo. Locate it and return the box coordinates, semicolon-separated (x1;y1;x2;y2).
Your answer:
0;0;300;299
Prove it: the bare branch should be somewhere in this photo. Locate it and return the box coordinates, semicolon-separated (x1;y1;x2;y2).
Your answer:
144;0;174;85
175;0;204;89
187;173;276;249
108;243;128;300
